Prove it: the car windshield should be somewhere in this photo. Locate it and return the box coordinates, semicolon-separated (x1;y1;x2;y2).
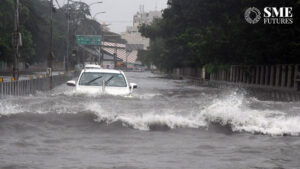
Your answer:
79;72;127;87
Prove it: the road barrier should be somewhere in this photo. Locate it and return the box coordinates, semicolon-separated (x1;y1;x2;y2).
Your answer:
0;72;77;97
209;65;300;91
172;65;300;101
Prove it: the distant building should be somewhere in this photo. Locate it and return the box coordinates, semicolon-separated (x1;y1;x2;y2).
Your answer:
121;26;149;49
121;7;162;50
121;7;162;69
132;9;162;27
101;22;110;32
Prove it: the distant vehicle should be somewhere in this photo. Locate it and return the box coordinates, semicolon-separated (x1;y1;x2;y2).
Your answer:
66;68;137;96
84;64;102;69
133;67;145;72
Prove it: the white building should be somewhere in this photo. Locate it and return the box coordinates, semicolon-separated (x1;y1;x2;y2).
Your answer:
121;27;149;49
121;7;162;50
121;7;162;69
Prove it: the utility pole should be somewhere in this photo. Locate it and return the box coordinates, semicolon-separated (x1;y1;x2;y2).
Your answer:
13;0;20;80
48;0;54;89
100;26;104;67
99;45;101;65
65;0;70;72
126;50;129;71
114;42;117;69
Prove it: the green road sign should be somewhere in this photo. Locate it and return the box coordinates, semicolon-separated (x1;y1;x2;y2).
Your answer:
76;35;102;46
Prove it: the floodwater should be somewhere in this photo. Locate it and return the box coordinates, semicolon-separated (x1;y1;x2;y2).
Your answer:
0;72;300;169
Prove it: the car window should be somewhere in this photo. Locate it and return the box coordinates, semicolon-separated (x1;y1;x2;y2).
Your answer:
79;72;127;87
105;74;127;87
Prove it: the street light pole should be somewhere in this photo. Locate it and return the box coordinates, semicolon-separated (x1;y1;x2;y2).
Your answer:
13;0;20;80
48;0;54;89
92;11;106;20
66;0;70;72
99;24;112;67
88;1;102;7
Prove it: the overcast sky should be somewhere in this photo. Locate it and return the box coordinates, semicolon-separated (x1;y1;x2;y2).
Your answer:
57;0;168;33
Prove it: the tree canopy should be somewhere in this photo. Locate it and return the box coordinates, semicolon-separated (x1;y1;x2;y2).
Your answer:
138;0;300;71
0;0;125;66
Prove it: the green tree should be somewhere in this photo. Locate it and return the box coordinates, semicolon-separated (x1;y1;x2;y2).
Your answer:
139;0;300;71
0;0;15;63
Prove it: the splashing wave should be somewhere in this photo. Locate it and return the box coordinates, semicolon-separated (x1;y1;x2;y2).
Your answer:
1;92;299;136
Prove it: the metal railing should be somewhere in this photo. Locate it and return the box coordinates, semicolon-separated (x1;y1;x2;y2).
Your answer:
0;72;76;97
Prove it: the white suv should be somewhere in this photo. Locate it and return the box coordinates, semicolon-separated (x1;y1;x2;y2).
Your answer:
67;69;137;96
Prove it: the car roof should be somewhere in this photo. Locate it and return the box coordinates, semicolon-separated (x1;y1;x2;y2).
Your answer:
84;64;102;68
82;69;124;74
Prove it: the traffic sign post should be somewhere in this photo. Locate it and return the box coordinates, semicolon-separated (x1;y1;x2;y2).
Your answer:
76;35;102;46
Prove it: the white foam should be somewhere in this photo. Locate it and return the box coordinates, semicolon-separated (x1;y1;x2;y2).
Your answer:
1;91;299;136
85;102;205;131
116;112;206;131
87;92;300;135
131;93;162;100
0;102;24;116
62;89;104;98
198;92;300;136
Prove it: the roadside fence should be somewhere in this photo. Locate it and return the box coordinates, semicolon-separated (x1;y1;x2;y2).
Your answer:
172;65;300;101
0;72;77;97
210;64;300;91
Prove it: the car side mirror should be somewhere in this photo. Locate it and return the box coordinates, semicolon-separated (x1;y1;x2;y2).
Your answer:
66;80;76;87
130;83;138;89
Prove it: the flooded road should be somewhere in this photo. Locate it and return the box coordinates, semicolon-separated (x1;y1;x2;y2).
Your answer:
1;72;300;169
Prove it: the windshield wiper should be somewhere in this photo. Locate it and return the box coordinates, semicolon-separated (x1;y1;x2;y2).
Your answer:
102;76;114;92
104;76;115;86
85;76;102;85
